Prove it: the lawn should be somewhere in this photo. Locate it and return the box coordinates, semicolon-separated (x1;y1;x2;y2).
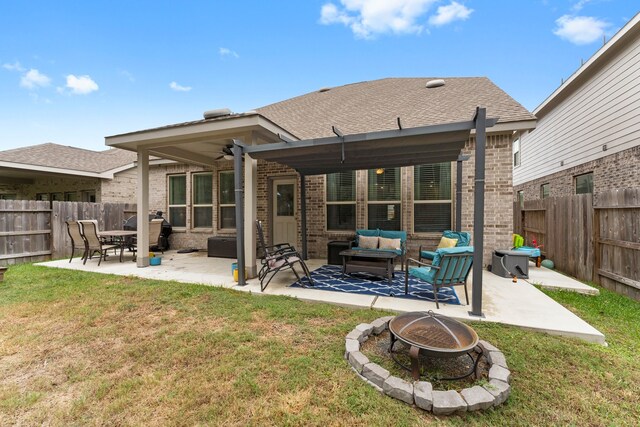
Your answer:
1;264;639;426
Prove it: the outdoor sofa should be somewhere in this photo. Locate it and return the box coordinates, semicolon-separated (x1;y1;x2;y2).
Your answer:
349;228;407;269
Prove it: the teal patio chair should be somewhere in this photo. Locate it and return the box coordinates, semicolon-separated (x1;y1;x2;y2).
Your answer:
419;230;471;262
405;246;473;309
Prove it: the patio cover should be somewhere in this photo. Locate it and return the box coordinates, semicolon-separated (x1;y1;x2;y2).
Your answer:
235;107;496;317
242;120;487;175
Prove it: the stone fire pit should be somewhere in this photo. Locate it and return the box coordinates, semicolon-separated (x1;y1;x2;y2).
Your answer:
345;316;511;414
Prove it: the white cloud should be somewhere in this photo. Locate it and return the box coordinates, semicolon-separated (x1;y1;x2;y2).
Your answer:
3;61;25;72
20;69;51;89
219;47;239;59
320;0;439;39
571;0;592;12
118;69;135;82
169;81;192;92
65;74;99;94
428;1;473;26
554;15;609;45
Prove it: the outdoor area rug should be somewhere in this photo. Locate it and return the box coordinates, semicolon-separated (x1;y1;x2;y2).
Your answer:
290;264;460;304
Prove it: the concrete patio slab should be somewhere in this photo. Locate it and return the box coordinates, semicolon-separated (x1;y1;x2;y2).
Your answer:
525;264;599;295
37;251;605;345
372;270;605;344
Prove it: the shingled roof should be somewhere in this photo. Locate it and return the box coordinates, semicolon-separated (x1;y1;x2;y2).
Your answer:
0;143;137;174
256;77;535;140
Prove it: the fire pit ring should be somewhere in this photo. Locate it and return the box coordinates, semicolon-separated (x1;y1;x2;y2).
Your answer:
389;311;480;380
344;316;512;413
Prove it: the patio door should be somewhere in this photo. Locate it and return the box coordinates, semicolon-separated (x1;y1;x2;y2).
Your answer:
272;178;297;245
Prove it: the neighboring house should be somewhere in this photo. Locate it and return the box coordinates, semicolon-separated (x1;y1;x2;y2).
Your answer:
0;143;138;203
513;13;640;201
112;77;535;264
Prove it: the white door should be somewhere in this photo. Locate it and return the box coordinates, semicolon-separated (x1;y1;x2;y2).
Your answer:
272;178;297;245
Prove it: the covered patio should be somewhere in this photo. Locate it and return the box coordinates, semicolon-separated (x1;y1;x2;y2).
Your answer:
107;107;496;317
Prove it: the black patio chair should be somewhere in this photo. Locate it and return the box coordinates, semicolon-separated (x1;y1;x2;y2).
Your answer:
256;220;313;291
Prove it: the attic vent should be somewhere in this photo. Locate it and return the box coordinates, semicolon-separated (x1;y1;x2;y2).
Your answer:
426;79;445;88
203;108;232;119
318;87;331;93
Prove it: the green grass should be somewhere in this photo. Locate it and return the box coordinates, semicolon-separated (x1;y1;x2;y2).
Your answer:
0;264;639;426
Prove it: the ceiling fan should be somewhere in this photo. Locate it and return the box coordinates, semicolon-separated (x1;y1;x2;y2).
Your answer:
213;144;234;161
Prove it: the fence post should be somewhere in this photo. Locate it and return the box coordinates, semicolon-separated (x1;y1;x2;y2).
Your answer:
592;207;600;284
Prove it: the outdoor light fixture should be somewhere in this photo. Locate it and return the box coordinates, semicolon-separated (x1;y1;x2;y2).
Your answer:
223;154;234;161
376;168;385;175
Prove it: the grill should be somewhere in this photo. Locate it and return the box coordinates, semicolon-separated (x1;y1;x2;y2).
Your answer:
123;211;173;250
388;311;480;380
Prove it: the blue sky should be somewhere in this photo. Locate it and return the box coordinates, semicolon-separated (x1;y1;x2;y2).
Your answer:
1;0;638;151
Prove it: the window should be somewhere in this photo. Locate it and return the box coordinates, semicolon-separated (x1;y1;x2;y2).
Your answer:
219;171;236;229
540;183;549;199
168;174;187;227
517;190;524;208
192;173;213;228
36;193;50;201
575;172;593;194
513;138;521;167
326;171;356;231
51;192;63;201
0;194;17;200
81;190;96;203
64;192;78;201
414;163;452;233
367;167;401;230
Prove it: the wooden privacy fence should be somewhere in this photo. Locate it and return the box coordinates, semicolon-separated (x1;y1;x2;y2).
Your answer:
0;200;52;266
592;189;640;300
514;194;593;282
52;201;136;259
0;201;136;266
514;188;640;300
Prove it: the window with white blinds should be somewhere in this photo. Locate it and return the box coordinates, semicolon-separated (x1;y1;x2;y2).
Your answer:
367;168;401;230
326;171;356;230
413;163;452;233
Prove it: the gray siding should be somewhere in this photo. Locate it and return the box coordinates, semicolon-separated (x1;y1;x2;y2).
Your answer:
514;28;640;186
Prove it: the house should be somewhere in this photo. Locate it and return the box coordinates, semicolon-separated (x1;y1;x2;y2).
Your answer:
106;77;536;271
513;13;640;201
0;143;138;203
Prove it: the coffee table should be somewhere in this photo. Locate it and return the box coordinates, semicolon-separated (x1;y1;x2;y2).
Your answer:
339;249;398;285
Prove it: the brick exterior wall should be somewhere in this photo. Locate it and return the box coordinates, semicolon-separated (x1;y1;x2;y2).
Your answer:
143;132;514;266
147;161;236;249
99;168;137;203
514;145;640;201
0;168;137;204
0;176;100;200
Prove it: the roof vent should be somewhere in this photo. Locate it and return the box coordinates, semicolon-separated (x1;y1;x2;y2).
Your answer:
203;108;232;120
426;79;445;88
318;87;331;93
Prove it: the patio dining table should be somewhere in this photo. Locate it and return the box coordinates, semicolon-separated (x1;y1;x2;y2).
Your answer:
97;230;137;262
